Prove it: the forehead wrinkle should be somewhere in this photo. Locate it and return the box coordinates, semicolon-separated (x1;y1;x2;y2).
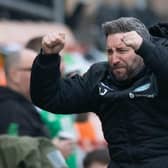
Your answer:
107;33;126;48
107;40;127;49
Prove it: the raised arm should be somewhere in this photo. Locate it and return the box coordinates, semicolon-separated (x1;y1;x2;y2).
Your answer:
122;31;168;81
30;33;97;114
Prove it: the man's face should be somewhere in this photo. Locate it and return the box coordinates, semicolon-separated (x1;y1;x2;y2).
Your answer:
18;49;36;100
106;33;143;81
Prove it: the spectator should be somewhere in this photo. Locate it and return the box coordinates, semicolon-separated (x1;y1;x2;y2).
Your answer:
75;113;105;152
0;44;49;137
83;148;110;168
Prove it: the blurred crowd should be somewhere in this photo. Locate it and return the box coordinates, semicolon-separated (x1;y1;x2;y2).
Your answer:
0;0;168;167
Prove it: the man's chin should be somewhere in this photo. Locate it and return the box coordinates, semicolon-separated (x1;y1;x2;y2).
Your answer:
113;73;128;81
113;70;128;81
115;76;127;81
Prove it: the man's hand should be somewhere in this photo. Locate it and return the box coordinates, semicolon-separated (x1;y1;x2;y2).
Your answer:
122;31;143;51
42;33;65;54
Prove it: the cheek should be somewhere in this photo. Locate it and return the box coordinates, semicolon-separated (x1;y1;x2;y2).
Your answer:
122;53;137;66
107;55;113;64
20;73;30;88
21;73;29;80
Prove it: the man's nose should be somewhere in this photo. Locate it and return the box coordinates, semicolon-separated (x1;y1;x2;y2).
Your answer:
111;53;120;65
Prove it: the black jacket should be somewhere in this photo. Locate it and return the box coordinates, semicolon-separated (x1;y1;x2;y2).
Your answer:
31;24;168;167
0;87;49;137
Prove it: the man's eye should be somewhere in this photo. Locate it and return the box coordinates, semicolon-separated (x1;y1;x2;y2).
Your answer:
107;49;113;54
118;49;129;53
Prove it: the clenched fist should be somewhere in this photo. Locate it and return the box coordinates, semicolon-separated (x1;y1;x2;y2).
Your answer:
42;32;65;54
122;31;143;51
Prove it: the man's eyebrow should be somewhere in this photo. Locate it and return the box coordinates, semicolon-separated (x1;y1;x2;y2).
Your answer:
106;48;113;51
117;46;130;49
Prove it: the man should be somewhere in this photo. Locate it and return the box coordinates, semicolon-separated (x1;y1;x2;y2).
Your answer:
31;17;168;167
0;46;49;137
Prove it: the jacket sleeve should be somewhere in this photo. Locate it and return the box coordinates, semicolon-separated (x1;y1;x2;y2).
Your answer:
30;52;98;114
136;39;168;81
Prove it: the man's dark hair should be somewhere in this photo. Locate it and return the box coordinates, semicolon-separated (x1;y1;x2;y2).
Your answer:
25;36;43;52
102;17;150;40
83;148;110;168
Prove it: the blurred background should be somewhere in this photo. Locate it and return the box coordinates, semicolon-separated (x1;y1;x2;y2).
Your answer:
1;0;168;47
0;0;168;168
1;0;168;78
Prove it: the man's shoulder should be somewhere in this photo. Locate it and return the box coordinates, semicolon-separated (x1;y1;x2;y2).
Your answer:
0;86;34;113
89;61;108;73
82;61;108;85
149;22;168;38
85;61;108;79
149;22;168;47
